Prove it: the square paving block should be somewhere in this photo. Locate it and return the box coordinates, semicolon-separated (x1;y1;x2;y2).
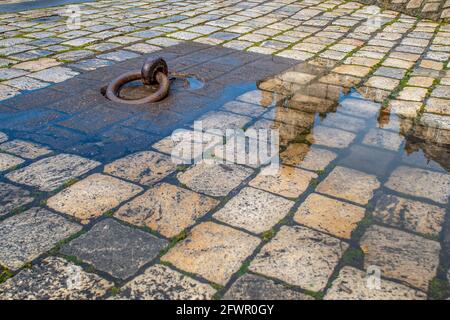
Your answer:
249;165;317;198
294;193;365;239
162;222;260;285
320;113;366;133
0;153;24;172
236;90;284;107
152;129;222;164
104;151;176;186
249;225;348;292
6;154;100;192
177;161;254;197
373;194;445;237
28;66;79;83
0;140;51;159
263;107;315;129
47;173;143;223
192;111;252;132
212;133;278;169
280;143;337;171
306;126;356;149
223;273;313;300
385;166;450;204
362;128;403;151
338;97;380;119
61;219;168;280
0;257;112;300
220;100;267;117
324;267;427;300
316;166;380;205
361;225;441;291
0;207;82;270
0;182;34;217
113;264;215;300
214;187;294;234
115;183;219;238
338;144;396;177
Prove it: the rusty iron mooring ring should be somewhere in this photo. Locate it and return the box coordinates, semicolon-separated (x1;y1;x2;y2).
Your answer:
105;58;170;104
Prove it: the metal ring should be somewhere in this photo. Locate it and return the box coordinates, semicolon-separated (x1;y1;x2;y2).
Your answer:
105;70;169;104
141;57;168;85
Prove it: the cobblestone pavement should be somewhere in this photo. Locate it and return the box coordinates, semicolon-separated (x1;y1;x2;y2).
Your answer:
0;0;449;300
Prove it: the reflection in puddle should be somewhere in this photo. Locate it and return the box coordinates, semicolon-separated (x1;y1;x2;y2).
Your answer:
251;60;450;179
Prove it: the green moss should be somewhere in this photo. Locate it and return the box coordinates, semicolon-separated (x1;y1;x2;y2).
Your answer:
0;267;13;284
176;164;189;172
261;229;276;242
309;178;319;188
159;230;189;256
111;286;121;296
63;178;79;188
428;278;449;300
63;255;84;265
210;283;224;290
235;260;250;278
49;230;84;255
104;209;114;217
303;289;324;300
341;247;364;267
351;215;373;240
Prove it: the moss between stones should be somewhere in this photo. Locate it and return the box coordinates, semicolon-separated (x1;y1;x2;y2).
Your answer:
428;278;449;300
0;267;13;285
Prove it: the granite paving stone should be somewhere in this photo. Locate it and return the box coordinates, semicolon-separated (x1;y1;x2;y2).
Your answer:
223;273;314;300
152;129;221;164
316;166;380;205
294;193;365;239
0;207;82;270
362;129;403;151
0;182;34;217
113;264;215;300
162;222;260;285
324;267;427;300
0;153;24;172
306;126;356;149
0;0;449;301
213;187;294;234
361;225;441;291
236;89;283;107
28;66;79;83
115;183;219;238
177;161;253;197
193;111;252;132
0;257;112;300
0;139;51;159
385;166;450;204
249;225;348;292
47;173;143;223
4;76;49;91
104;151;176;186
249;165;317;198
6;154;100;192
372;194;446;237
280;143;337;171
61;219;167;280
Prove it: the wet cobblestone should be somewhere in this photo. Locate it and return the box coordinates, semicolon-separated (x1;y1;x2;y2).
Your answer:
0;0;449;301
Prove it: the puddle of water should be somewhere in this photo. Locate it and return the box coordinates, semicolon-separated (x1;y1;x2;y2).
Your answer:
250;62;450;178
